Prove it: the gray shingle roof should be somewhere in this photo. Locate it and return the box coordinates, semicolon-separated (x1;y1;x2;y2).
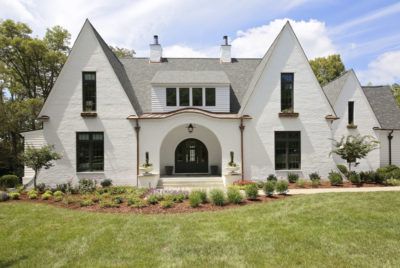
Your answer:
120;58;261;113
362;86;400;129
322;70;351;105
151;71;230;85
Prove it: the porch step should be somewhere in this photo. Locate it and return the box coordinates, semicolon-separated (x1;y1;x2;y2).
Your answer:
157;176;224;190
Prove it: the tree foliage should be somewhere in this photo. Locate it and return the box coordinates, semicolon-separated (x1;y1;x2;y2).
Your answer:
310;54;345;86
392;83;400;107
109;46;135;58
331;135;379;171
22;145;61;189
0;19;70;176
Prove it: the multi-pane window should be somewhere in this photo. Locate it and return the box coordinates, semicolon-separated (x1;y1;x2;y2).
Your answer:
275;131;301;170
77;132;104;172
82;72;96;111
166;88;177;106
281;73;294;112
348;101;354;125
179;88;190;106
205;88;216;106
192;88;203;106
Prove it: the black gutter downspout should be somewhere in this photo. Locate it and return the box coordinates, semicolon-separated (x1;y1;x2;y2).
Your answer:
239;117;245;181
388;130;394;165
134;118;141;187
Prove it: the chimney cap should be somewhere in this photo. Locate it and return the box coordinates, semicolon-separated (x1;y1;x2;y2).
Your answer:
153;35;159;45
223;35;228;45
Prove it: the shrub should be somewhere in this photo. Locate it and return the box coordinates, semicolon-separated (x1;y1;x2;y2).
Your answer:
227;187;243;204
108;186;130;195
287;173;299;183
336;164;349;177
53;191;64;198
160;199;174;209
80;199;94;207
256;181;265;189
348;171;361;184
385;178;400;186
0;191;9;202
244;183;258;200
37;183;47;193
309;172;321;182
329;171;343;186
128;198;148;208
113;196;124;204
54;196;63;202
55;183;68;193
9;192;20;200
0;175;20;189
188;192;202;208
267;174;277;182
42;190;53;200
296;179;307;188
28;189;38;199
276;180;289;195
62;195;79;205
79;179;97;194
191;190;207;204
311;179;320;188
170;193;186;203
209;189;225;206
263;181;276;196
147;194;161;205
100;179;112;188
99;200;119;208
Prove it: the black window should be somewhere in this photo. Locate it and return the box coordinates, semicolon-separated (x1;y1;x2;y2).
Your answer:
82;72;96;111
348;101;354;125
192;88;203;106
205;88;216;106
281;73;294;112
275;131;301;170
179;88;189;106
77;132;104;172
166;88;177;106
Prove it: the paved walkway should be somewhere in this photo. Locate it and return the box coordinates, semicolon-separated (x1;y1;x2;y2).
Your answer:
287;186;400;195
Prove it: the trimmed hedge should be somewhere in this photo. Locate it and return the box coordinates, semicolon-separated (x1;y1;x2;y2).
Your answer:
0;175;20;189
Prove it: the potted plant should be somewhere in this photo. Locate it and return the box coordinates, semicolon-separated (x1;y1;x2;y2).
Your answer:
226;151;240;174
139;152;153;174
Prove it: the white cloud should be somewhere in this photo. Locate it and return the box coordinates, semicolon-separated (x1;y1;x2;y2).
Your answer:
357;50;400;85
163;45;211;58
231;18;336;59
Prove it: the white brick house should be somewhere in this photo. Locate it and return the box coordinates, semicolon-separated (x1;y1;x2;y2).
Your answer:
21;19;400;187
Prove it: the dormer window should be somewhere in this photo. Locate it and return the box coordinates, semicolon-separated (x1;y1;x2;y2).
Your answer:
82;72;96;112
179;88;190;106
165;87;216;107
192;88;203;106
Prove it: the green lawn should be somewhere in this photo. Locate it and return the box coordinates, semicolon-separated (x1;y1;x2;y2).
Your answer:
1;192;400;267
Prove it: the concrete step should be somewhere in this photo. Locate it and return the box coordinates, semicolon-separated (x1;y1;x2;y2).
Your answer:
158;176;224;190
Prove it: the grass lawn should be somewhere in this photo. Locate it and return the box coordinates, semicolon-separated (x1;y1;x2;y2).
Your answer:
1;192;400;267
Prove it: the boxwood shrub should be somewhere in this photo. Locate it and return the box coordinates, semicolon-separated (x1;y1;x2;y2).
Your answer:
263;181;276;196
287;173;299;183
244;183;258;200
0;175;20;189
276;180;289;195
227;187;243;204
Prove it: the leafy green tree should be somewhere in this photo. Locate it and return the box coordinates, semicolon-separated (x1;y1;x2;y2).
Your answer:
109;46;135;58
392;83;400;107
310;54;345;86
22;145;61;189
330;135;379;171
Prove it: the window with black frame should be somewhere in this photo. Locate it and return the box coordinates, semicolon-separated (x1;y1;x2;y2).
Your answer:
179;88;190;106
166;88;177;106
348;101;354;125
77;132;104;172
205;88;216;106
281;73;294;112
192;88;203;106
82;72;96;111
275;131;301;170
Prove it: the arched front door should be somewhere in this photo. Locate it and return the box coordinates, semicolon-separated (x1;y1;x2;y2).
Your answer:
175;138;208;173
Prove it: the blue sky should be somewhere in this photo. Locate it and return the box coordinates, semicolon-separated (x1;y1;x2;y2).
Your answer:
1;0;399;84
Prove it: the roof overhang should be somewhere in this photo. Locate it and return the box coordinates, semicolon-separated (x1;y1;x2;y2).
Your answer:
127;108;251;120
37;115;49;121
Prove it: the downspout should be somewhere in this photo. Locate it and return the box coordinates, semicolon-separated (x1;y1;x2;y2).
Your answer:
239;117;245;181
134;118;141;186
388;130;394;165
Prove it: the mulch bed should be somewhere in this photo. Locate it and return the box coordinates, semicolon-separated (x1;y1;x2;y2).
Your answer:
288;181;384;189
13;193;288;214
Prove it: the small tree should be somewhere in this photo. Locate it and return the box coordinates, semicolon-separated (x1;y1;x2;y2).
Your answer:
330;135;379;171
22;145;62;189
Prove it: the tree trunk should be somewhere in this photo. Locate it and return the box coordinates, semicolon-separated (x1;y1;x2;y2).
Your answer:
33;170;37;190
348;162;352;172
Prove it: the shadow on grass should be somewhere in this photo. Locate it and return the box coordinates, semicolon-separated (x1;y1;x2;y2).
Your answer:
0;255;28;267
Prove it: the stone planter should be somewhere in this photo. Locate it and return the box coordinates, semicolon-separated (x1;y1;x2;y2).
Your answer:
138;174;160;188
139;165;153;175
223;173;242;187
226;165;240;174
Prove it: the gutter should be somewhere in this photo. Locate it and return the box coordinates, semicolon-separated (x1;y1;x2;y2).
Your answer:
134;118;141;186
388;130;394;165
239;117;245;181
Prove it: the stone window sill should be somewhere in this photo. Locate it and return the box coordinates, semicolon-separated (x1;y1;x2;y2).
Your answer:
278;112;299;118
81;112;97;117
347;124;358;129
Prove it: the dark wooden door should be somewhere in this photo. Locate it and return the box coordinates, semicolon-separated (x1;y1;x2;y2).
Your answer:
175;139;208;173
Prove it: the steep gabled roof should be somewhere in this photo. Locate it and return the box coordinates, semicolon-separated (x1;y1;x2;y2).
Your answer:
362;86;400;129
86;20;142;114
322;70;352;105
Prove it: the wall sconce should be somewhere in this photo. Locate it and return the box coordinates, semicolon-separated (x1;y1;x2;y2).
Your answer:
186;123;195;133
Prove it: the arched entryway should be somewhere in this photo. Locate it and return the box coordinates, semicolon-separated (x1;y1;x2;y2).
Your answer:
175;138;208;173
